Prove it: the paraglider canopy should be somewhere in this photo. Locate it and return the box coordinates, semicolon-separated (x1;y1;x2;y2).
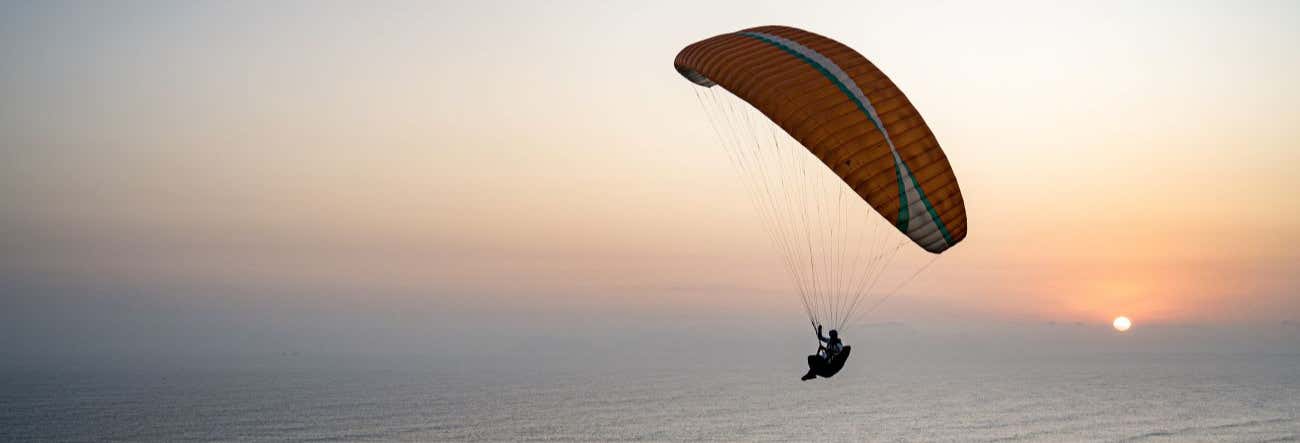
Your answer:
676;26;967;331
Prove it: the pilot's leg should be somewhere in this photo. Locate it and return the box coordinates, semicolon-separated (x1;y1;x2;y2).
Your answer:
801;355;819;380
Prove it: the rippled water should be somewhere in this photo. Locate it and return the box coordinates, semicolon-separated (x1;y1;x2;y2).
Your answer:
2;353;1297;441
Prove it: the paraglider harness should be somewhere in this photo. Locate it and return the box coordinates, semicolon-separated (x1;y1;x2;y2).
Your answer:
817;342;842;361
803;322;851;380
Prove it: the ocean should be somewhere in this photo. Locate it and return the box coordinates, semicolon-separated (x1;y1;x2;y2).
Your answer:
2;352;1297;441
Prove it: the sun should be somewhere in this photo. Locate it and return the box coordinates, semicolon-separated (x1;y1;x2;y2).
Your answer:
1112;316;1132;332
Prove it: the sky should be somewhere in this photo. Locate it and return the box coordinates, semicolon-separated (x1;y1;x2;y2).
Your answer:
2;1;1298;368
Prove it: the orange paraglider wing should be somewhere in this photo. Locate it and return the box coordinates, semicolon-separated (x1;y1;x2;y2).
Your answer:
675;26;966;253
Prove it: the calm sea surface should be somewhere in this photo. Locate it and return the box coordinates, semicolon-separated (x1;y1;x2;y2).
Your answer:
2;353;1297;441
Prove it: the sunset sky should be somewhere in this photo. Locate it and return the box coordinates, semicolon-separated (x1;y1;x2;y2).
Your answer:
2;1;1298;366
